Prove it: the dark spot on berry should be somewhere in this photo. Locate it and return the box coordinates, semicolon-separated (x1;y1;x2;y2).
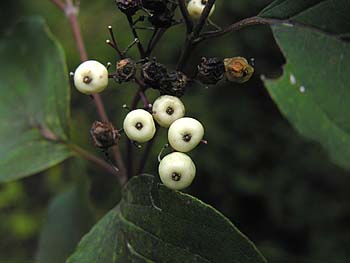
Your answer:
183;133;192;142
90;121;120;149
166;106;174;115
83;76;92;84
135;122;143;130
172;172;181;181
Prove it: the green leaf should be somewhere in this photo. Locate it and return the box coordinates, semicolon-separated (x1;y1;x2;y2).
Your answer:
67;175;266;263
37;178;94;263
259;1;350;169
0;17;72;182
260;0;350;35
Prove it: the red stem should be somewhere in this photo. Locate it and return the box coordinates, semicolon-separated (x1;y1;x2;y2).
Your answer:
51;0;65;10
52;0;127;182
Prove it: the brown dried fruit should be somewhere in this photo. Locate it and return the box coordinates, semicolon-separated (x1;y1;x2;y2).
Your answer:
197;57;225;85
159;71;188;97
141;60;168;87
224;57;254;83
90;121;120;149
115;0;141;15
115;58;136;83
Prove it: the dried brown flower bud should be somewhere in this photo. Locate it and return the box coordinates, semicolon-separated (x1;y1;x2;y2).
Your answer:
90;121;120;149
141;60;168;87
159;71;188;97
224;57;254;83
115;58;136;83
115;0;141;15
197;57;225;85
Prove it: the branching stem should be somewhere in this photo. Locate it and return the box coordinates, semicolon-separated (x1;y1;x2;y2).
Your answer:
178;0;193;34
51;0;127;183
69;144;121;179
195;16;273;43
126;15;146;57
177;0;216;70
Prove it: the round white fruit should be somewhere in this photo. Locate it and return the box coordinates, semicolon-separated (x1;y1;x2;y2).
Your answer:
152;95;186;128
168;117;204;152
159;152;196;190
73;60;109;95
123;109;156;143
187;0;215;20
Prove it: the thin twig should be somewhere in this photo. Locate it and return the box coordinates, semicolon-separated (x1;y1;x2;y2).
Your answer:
146;28;167;56
125;89;142;177
195;16;272;43
126;15;146;57
178;0;193;34
177;0;216;70
107;25;124;59
69;144;121;179
146;28;160;55
134;78;150;108
137;127;159;174
193;0;216;36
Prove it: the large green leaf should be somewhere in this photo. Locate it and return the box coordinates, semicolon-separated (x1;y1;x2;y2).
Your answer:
37;177;94;263
260;0;350;35
67;175;266;263
0;17;72;182
259;1;350;169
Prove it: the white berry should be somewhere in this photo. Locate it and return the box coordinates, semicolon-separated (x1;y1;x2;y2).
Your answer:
168;117;204;152
187;0;215;20
123;109;156;143
73;60;108;95
159;152;196;190
152;95;186;128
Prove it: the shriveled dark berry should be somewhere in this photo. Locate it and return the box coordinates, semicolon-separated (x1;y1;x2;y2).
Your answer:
90;121;120;149
141;60;168;87
115;58;136;83
159;71;188;97
148;9;175;28
115;0;141;15
142;0;168;14
197;57;225;85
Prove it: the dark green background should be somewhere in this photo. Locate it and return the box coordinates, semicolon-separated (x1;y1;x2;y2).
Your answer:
1;0;349;262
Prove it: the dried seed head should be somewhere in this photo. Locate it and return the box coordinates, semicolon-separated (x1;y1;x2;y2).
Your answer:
115;0;141;15
90;121;120;149
197;57;225;85
224;57;254;83
141;60;168;87
115;58;136;83
159;71;188;97
148;8;175;28
142;0;168;14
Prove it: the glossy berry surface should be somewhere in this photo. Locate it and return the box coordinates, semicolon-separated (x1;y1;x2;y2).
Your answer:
123;109;156;143
73;60;109;95
152;95;185;128
168;117;204;152
159;152;196;190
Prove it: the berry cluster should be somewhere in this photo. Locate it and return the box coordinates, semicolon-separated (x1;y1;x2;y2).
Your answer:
71;0;255;191
122;96;204;190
